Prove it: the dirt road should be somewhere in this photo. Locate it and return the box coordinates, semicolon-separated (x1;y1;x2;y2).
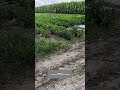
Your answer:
35;42;85;90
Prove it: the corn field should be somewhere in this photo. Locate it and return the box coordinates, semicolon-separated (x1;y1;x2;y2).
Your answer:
35;1;85;14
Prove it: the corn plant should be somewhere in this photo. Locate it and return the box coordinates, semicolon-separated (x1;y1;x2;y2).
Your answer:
35;1;85;14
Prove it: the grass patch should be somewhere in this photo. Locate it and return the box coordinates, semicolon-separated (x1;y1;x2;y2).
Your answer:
35;13;85;27
35;13;85;40
36;24;84;40
35;38;68;59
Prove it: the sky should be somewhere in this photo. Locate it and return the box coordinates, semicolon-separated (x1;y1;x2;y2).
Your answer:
35;0;84;7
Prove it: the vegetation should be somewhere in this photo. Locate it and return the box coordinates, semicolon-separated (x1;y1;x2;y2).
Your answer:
35;13;85;58
35;13;85;39
35;1;85;14
35;1;85;58
35;13;85;27
35;38;68;57
35;13;84;36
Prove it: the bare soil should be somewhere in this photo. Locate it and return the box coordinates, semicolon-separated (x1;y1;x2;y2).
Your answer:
35;42;85;90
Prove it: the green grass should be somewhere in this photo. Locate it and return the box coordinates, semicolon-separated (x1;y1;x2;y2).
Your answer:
35;24;84;40
35;13;85;40
35;13;85;27
35;38;68;58
35;13;85;59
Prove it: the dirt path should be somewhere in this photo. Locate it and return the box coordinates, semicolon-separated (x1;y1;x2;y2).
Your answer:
35;42;85;90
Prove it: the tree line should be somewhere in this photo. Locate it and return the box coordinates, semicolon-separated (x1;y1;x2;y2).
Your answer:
35;1;85;14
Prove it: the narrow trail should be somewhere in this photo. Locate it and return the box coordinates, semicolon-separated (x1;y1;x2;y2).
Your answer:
35;42;85;90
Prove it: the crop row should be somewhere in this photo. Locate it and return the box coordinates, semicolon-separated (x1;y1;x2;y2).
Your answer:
35;13;85;27
35;13;85;58
35;1;85;14
35;24;84;40
35;14;85;40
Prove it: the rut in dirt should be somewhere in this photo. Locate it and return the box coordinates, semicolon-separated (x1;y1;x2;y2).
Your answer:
35;42;85;90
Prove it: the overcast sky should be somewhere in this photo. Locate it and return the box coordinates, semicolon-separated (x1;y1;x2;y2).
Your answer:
35;0;84;7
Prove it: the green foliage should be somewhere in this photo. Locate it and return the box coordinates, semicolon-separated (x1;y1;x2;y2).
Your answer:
35;25;51;38
35;38;68;57
35;13;85;27
35;13;85;59
35;13;85;40
35;1;85;14
71;28;84;38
